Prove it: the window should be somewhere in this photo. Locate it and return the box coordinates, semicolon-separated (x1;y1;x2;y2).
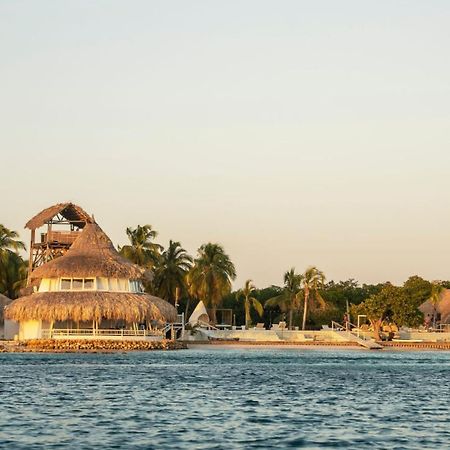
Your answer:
84;278;95;290
50;279;59;291
61;278;72;290
118;279;128;292
97;277;108;290
72;278;83;290
109;278;118;291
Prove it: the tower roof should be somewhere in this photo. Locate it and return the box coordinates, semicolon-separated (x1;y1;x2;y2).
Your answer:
25;202;92;230
30;222;145;280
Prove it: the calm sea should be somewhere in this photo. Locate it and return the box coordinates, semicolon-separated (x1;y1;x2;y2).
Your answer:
0;347;449;449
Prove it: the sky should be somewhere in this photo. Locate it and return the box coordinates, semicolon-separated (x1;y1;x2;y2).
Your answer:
1;1;450;288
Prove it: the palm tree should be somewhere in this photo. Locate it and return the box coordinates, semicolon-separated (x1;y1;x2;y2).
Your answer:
0;225;27;299
119;225;162;268
429;282;444;328
0;251;27;299
266;268;303;329
0;225;25;253
153;240;193;307
187;243;236;324
301;266;326;330
237;279;263;329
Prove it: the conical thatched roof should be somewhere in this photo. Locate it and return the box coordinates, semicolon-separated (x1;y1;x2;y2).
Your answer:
5;291;177;324
419;289;450;323
30;222;145;281
0;294;12;323
25;202;92;230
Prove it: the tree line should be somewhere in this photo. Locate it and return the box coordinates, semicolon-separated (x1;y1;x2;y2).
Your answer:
0;223;447;331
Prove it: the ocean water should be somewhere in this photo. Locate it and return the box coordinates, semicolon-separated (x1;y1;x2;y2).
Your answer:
1;347;449;449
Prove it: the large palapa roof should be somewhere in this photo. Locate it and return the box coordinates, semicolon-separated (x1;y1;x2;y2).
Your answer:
25;202;93;230
5;291;176;324
30;222;145;280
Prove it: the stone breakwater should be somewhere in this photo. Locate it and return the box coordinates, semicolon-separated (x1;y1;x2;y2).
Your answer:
0;339;186;353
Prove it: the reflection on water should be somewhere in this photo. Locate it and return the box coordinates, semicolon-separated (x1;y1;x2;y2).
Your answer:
1;348;450;449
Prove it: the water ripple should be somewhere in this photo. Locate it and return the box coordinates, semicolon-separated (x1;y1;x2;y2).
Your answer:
1;348;450;449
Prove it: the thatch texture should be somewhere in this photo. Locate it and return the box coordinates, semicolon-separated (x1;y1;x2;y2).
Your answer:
5;291;177;324
25;202;92;230
419;289;450;323
0;294;12;323
30;222;145;281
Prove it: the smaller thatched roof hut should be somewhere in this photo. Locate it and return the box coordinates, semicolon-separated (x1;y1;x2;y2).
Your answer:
419;289;450;324
6;222;176;327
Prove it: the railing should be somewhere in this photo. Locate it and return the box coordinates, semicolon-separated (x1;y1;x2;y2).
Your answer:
175;313;184;325
435;324;450;332
331;321;356;331
42;328;164;338
197;320;220;331
41;231;81;245
331;321;373;341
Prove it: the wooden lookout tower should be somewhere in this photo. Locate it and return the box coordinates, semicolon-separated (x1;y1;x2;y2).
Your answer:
25;203;93;281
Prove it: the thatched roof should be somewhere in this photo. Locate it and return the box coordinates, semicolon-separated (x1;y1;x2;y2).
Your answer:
25;202;92;230
0;294;12;323
419;289;450;323
30;222;145;281
5;291;177;324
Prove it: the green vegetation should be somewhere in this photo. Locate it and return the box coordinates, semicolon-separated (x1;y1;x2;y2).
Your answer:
153;240;193;306
236;280;263;329
265;268;303;330
2;220;449;334
0;225;27;299
301;266;326;330
118;225;162;269
186;243;236;324
351;282;424;340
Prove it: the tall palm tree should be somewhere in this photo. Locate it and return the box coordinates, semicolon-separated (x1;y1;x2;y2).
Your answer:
302;266;326;330
429;282;444;328
237;279;263;329
187;243;236;324
153;240;193;307
119;224;162;268
265;268;303;329
0;225;25;253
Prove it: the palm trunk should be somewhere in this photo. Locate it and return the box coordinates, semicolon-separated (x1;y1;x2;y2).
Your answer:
184;296;191;319
210;307;217;325
175;286;180;308
288;309;293;330
245;300;250;329
302;290;309;330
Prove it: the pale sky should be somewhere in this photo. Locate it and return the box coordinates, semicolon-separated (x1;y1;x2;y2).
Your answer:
1;1;450;288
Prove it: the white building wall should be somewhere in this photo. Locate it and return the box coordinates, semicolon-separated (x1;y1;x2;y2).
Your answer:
19;320;43;340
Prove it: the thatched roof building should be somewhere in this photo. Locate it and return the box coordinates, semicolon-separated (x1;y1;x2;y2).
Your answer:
419;289;450;324
29;222;145;282
6;222;176;333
